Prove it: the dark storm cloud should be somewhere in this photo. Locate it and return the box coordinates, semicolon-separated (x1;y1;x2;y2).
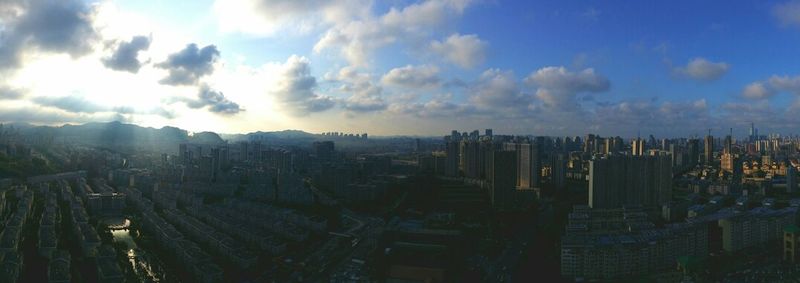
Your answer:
156;43;220;85
173;84;242;115
0;0;98;69
0;86;24;100
148;107;176;119
33;96;108;113
103;35;152;73
0;106;100;124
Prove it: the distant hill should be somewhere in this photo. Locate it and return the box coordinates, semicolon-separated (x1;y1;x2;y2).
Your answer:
15;121;225;153
7;121;397;154
9;121;328;153
221;129;316;142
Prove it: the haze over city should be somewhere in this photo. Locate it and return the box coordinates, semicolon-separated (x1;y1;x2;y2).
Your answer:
2;0;800;136
6;1;800;283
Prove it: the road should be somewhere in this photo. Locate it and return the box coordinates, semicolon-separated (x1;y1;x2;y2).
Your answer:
305;183;381;282
485;207;543;283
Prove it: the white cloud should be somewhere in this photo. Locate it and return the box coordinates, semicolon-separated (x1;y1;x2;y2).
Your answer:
213;0;370;36
313;0;474;67
525;66;610;110
591;99;712;136
580;7;601;21
768;74;800;95
270;55;335;115
469;69;528;110
742;82;775;99
740;74;800;101
0;104;127;125
329;66;387;113
429;33;487;69
342;93;387;112
389;96;475;118
773;0;800;28
381;65;441;88
672;57;730;82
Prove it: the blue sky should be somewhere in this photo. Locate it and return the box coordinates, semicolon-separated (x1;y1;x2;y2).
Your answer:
1;0;800;137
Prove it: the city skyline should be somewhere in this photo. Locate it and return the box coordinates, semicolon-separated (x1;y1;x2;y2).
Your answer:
0;120;788;141
2;1;800;136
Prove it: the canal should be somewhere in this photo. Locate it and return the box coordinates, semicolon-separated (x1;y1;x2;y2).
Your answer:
102;217;179;283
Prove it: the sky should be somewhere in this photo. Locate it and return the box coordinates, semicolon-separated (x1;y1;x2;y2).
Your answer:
1;0;800;138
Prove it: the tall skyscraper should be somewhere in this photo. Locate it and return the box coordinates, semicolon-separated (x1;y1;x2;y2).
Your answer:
584;134;594;153
595;137;605;154
445;140;460;177
469;130;480;140
704;134;714;165
478;140;495;180
462;140;480;179
687;138;700;166
506;142;541;189
613;136;624;153
589;154;672;209
491;150;517;210
731;154;743;194
788;164;797;194
551;153;567;188
724;131;732;154
631;138;645;156
238;141;249;161
179;143;188;165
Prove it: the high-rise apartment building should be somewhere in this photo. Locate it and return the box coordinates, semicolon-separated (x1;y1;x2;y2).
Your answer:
785;225;800;263
461;140;480;179
704;135;714;165
687;138;700;167
491;150;517;210
550;153;567;188
723;135;733;154
788;164;797;194
444;140;460;177
505;142;541;189
721;153;734;173
584;134;595;154
631;138;645;156
588;154;672;209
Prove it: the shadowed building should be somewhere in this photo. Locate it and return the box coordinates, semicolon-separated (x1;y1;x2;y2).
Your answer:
785;225;800;263
589;154;672;209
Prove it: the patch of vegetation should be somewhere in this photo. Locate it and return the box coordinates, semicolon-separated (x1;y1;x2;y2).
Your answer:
0;154;58;179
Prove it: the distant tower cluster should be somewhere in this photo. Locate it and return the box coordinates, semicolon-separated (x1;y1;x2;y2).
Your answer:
320;132;368;139
749;122;759;142
631;137;645;156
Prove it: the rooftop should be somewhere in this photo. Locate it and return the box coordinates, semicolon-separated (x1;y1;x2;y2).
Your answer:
786;225;800;234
